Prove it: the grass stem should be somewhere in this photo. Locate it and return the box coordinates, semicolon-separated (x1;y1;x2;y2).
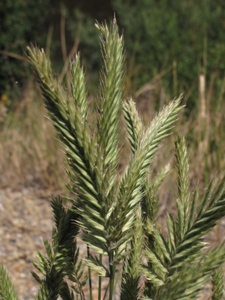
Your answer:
87;245;93;300
109;251;115;300
98;254;102;300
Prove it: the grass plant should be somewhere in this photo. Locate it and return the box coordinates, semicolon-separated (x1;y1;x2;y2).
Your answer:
1;19;225;299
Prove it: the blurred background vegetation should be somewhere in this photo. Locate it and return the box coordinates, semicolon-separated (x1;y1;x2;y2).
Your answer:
1;0;225;192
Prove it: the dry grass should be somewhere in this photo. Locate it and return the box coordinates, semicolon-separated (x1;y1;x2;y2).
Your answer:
0;80;67;190
1;72;225;196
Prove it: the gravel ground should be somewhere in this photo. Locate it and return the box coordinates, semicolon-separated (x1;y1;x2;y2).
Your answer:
0;187;224;299
0;187;121;300
0;188;54;299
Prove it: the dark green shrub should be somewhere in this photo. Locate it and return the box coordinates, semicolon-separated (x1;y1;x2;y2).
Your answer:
0;0;52;97
113;0;225;108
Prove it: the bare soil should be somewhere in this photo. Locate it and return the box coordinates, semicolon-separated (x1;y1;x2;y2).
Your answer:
0;188;54;299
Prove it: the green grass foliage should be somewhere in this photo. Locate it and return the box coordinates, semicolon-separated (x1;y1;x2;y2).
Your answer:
1;19;225;300
0;0;52;96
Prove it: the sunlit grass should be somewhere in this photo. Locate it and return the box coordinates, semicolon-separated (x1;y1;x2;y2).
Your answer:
0;80;66;190
1;70;225;196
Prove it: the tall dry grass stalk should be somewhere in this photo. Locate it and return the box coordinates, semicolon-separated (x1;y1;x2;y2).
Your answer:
198;74;208;159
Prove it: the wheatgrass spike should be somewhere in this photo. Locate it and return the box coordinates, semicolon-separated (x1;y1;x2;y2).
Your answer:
121;206;143;300
175;136;191;235
96;19;123;188
119;97;183;214
70;53;88;121
123;98;144;153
